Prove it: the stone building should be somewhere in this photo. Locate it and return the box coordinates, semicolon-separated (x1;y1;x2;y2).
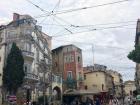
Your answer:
124;80;136;95
83;66;114;94
0;13;52;104
107;70;123;98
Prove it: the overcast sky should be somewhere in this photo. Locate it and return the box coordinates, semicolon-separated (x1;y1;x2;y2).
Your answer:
0;0;140;81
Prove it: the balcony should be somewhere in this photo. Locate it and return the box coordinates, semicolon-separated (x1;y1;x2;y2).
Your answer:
24;73;40;82
22;50;34;61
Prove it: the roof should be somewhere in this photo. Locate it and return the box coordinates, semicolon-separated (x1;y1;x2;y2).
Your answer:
107;69;122;77
52;44;81;53
124;80;135;84
84;70;113;78
42;32;52;39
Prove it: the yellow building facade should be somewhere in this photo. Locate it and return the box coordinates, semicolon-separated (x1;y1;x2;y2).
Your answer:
84;70;113;93
124;80;136;95
107;70;123;98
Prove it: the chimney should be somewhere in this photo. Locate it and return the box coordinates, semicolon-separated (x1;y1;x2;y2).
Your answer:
13;13;19;21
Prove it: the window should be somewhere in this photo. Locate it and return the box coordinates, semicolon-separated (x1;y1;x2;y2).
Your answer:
85;85;88;90
57;76;61;83
25;29;32;35
71;55;74;62
36;49;39;62
78;56;80;62
7;44;12;52
7;31;17;38
24;43;31;52
52;75;54;82
57;76;60;83
84;75;86;80
102;84;104;90
65;56;67;63
24;63;31;73
79;72;82;79
55;62;58;67
24;66;27;73
67;71;73;79
54;76;56;82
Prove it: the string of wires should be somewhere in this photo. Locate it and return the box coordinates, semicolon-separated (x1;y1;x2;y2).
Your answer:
25;0;136;38
34;0;132;18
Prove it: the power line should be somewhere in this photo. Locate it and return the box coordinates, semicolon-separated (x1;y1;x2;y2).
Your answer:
25;0;74;36
52;0;61;12
35;0;132;17
52;23;136;37
25;0;136;38
25;0;50;13
53;38;130;50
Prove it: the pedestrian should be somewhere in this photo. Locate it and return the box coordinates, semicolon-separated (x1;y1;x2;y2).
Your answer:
95;98;100;105
86;97;93;105
109;97;119;105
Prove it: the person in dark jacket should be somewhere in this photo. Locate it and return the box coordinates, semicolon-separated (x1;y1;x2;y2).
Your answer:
95;98;100;105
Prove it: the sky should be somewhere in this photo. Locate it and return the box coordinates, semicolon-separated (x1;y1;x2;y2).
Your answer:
0;0;140;81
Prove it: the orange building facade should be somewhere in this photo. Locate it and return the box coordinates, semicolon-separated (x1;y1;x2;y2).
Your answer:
52;45;83;91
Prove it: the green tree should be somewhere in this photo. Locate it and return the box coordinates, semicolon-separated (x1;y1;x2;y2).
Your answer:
3;42;25;94
128;45;140;63
64;78;77;89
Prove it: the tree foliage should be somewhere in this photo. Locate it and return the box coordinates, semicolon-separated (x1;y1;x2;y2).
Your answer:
3;43;25;94
128;45;140;63
64;78;77;89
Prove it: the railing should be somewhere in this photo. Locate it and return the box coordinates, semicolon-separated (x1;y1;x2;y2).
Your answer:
22;50;34;57
25;73;39;81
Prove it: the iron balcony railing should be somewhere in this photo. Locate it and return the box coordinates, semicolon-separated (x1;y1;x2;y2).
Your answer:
22;50;34;57
25;73;39;81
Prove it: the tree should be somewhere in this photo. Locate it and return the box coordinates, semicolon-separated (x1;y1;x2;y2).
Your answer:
64;78;77;89
3;42;25;94
128;45;140;63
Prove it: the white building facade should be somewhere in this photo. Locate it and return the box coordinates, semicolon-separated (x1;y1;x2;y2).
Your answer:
0;13;52;104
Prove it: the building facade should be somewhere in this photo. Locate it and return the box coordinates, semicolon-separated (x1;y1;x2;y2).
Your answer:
0;13;52;104
135;19;140;91
107;70;123;98
52;45;83;91
83;67;114;94
124;80;136;95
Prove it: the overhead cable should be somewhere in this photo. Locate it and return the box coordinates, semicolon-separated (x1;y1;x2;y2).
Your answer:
35;0;132;17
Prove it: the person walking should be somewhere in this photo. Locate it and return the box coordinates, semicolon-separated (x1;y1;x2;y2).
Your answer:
95;98;100;105
109;97;119;105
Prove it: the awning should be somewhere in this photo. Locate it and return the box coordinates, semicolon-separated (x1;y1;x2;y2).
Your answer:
63;89;100;96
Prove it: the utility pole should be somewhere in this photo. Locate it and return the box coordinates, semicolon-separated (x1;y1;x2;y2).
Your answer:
92;44;95;70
